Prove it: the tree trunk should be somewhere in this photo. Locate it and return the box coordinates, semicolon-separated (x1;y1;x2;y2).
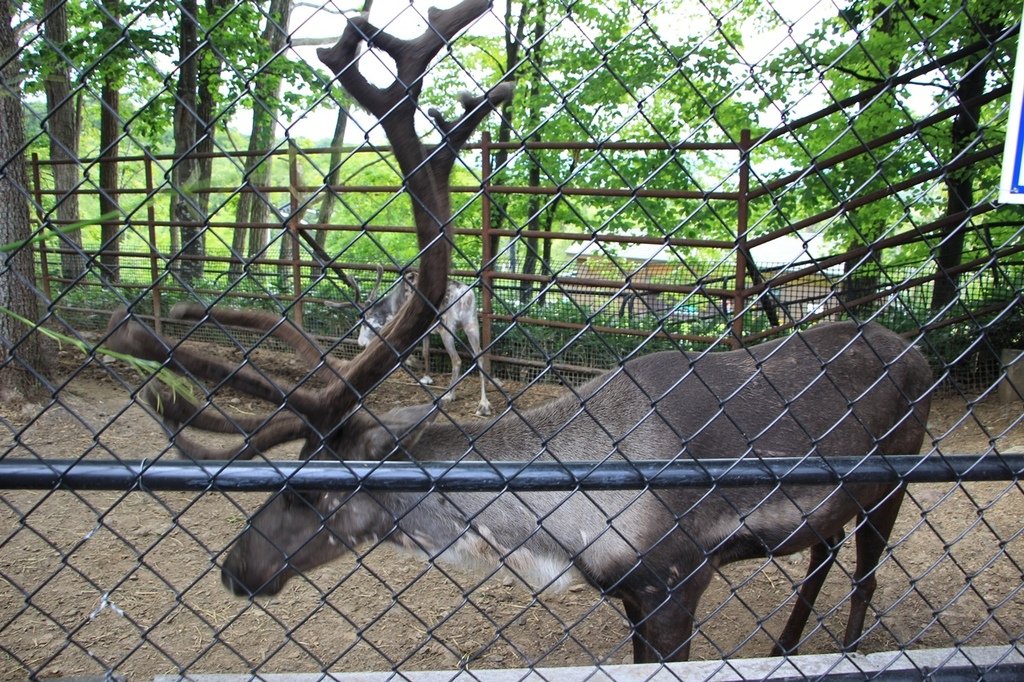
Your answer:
930;40;992;313
0;4;51;398
534;154;576;308
313;104;349;247
519;157;541;305
314;0;372;249
172;0;203;283
195;0;229;216
98;0;121;282
518;4;546;305
488;1;528;264
42;0;86;284
230;0;292;276
840;251;878;319
228;210;246;277
276;156;301;288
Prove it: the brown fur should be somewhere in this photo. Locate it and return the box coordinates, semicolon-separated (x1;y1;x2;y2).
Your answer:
221;321;931;663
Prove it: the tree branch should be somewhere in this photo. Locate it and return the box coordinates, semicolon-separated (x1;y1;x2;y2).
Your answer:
13;18;38;42
290;36;341;47
826;64;884;84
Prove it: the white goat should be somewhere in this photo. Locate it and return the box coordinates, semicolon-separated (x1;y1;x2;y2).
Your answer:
357;272;496;416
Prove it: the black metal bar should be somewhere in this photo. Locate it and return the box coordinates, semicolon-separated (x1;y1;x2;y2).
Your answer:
0;455;1020;493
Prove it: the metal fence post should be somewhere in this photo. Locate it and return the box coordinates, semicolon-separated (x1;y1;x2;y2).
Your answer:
30;153;52;302
289;142;303;326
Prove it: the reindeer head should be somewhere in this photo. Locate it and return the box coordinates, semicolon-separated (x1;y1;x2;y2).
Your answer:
355;307;388;348
221;404;437;596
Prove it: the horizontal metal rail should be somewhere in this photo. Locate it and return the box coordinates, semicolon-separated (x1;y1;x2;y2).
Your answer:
0;455;1020;493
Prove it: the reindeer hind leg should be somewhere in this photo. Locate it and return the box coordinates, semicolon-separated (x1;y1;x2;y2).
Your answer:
771;535;841;656
417;336;434;385
436;327;460;405
843;487;905;651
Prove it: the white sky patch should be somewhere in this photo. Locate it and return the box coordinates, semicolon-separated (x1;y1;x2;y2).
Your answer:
278;1;507;145
738;1;845;128
738;1;838;65
282;1;841;144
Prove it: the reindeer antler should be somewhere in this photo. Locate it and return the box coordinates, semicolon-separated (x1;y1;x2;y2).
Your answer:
317;1;492;119
169;303;344;382
313;0;512;434
104;0;512;461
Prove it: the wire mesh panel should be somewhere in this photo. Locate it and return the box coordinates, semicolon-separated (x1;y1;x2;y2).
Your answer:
1;0;1023;679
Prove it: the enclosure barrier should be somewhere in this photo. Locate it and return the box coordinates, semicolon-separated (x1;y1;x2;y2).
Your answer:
4;0;1024;679
151;645;1024;682
3;456;1023;492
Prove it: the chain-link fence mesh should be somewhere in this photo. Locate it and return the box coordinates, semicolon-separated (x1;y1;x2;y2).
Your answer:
2;0;1023;679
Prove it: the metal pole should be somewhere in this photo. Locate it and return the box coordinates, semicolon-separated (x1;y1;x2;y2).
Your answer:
1;455;1020;493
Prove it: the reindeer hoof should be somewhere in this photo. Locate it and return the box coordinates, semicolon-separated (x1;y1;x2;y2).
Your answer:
439;392;454;405
475;403;492;417
419;376;434;386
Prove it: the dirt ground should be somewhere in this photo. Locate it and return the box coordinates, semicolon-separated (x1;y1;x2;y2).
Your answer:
1;344;1022;679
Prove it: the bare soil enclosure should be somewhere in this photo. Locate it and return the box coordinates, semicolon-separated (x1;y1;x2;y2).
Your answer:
1;347;1022;679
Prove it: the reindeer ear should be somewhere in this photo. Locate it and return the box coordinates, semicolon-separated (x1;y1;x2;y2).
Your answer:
362;404;438;460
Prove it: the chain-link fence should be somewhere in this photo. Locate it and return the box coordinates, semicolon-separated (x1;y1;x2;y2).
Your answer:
2;0;1024;679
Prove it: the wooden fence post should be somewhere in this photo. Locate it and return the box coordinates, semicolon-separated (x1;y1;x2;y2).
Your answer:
145;155;162;334
30;153;52;302
480;132;494;366
730;129;751;348
289;143;303;327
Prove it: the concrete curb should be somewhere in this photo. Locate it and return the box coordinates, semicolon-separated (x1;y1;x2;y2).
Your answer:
151;644;1024;681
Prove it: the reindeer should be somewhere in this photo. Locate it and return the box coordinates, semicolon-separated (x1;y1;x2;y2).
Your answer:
101;1;933;664
357;271;496;416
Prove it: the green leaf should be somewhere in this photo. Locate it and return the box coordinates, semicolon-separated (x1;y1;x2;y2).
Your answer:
0;306;196;404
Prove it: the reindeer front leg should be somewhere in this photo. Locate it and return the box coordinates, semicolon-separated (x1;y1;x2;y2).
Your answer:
463;322;492;417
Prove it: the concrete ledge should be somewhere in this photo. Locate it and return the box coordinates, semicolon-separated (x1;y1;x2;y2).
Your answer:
154;644;1024;681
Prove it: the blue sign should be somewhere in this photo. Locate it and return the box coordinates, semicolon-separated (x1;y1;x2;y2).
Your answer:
1000;5;1024;203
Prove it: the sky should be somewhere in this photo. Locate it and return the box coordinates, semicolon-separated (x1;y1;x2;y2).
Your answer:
255;0;839;145
263;1;842;263
256;1;508;144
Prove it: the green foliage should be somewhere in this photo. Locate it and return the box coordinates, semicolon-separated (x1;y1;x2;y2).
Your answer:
21;0;1018;264
745;0;1017;256
14;0;1023;389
